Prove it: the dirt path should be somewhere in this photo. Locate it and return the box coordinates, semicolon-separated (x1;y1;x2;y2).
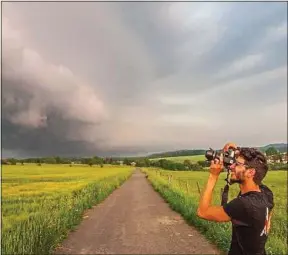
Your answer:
54;169;221;254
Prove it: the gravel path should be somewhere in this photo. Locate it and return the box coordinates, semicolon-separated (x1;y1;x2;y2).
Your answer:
54;169;221;254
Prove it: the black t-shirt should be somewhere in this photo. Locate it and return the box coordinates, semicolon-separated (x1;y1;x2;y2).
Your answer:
223;184;274;255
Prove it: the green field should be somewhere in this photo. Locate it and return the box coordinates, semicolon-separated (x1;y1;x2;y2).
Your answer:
150;155;205;163
142;168;287;255
2;164;134;254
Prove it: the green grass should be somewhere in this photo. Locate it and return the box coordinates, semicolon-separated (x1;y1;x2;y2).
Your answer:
142;168;287;255
2;164;134;254
150;155;205;163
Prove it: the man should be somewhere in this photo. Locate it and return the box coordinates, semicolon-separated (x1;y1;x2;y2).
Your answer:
197;142;274;255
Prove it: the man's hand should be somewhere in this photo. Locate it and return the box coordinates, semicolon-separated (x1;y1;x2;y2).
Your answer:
223;142;238;152
197;154;231;222
210;155;223;177
223;142;240;157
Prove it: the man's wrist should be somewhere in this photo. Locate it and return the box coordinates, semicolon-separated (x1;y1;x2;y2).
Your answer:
209;173;219;180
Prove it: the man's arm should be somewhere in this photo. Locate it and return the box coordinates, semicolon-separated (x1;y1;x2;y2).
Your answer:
197;173;231;222
197;142;240;222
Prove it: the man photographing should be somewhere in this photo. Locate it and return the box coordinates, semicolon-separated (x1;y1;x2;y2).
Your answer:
197;142;274;255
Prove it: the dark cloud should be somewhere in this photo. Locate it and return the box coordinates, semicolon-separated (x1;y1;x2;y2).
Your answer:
2;2;287;157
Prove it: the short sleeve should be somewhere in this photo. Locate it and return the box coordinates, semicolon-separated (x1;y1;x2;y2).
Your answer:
223;197;250;223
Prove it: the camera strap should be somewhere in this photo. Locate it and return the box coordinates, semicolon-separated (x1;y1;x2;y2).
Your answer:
221;170;231;206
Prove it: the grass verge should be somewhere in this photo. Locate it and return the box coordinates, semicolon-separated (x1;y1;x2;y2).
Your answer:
142;168;287;255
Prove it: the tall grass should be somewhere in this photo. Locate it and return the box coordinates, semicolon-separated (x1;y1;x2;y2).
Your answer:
2;164;134;254
142;168;287;255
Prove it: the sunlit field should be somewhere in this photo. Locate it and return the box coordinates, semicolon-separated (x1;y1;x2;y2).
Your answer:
2;164;134;254
150;155;205;163
142;168;287;255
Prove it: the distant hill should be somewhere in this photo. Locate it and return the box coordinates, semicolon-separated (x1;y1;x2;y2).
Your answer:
259;143;287;153
147;143;287;159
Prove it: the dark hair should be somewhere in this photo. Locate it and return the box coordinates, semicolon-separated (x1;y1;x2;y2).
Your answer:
239;147;268;185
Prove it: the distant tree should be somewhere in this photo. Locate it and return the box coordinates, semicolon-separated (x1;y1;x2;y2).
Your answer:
36;158;42;166
265;147;278;156
54;156;62;164
80;158;90;165
8;158;17;165
189;163;202;171
44;157;57;164
174;162;186;171
24;158;34;163
158;159;170;169
134;159;145;167
197;160;210;168
123;158;131;165
144;158;150;167
92;156;102;165
183;159;191;167
88;159;93;167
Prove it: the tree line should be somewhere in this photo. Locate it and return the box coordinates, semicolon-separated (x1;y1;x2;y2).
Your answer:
1;156;210;171
1;156;105;166
2;145;287;171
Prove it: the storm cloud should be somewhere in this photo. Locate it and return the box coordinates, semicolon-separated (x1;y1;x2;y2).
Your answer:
2;2;287;157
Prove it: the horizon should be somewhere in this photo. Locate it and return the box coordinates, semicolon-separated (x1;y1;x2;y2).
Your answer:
2;2;287;158
2;141;287;159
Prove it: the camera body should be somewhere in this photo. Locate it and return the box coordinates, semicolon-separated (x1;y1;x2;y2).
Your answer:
205;147;238;169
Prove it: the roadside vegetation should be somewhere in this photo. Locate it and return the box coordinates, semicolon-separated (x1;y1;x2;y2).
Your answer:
2;164;134;254
142;168;287;255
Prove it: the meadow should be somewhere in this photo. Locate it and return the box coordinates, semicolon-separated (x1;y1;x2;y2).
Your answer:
150;154;205;163
2;164;134;254
142;168;287;255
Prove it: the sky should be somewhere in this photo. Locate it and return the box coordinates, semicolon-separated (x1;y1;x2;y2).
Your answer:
2;2;287;158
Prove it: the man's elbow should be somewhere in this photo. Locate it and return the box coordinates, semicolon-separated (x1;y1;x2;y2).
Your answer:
197;208;206;219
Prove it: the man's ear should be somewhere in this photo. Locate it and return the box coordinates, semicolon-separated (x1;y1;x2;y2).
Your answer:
247;168;256;178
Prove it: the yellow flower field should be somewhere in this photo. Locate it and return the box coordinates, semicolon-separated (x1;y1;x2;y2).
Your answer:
2;164;134;254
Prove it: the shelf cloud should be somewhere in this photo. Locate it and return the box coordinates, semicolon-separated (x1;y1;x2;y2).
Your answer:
2;2;287;157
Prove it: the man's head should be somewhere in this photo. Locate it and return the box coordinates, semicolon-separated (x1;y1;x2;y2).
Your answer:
229;147;268;185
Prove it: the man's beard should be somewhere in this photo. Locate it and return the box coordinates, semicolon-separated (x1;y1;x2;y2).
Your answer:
229;172;245;184
230;178;244;184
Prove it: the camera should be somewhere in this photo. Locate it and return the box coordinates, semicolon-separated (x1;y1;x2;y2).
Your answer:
205;147;238;168
205;146;240;205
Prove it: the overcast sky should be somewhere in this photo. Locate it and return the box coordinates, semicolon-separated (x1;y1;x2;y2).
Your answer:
2;2;287;157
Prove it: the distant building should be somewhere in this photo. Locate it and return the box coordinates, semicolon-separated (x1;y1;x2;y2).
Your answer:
267;152;288;164
278;153;287;163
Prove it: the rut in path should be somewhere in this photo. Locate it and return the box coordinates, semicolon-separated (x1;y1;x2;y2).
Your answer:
54;169;222;254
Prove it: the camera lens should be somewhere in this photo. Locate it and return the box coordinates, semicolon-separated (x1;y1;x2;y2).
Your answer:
205;150;215;161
